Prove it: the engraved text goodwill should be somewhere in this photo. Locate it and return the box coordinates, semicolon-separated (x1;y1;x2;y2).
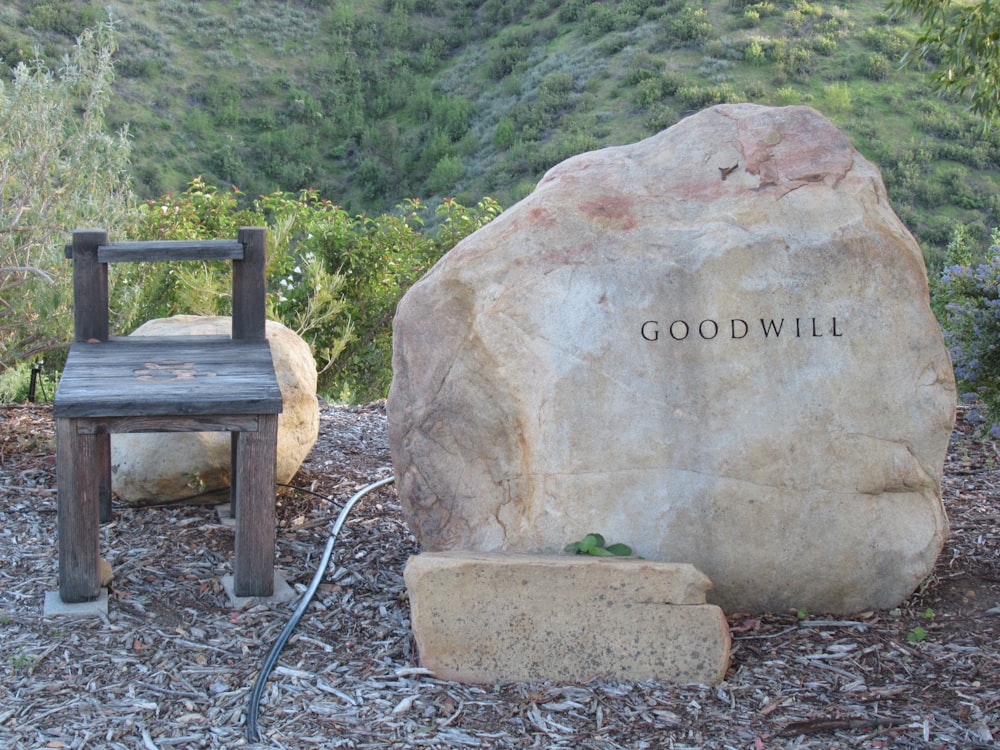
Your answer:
641;317;843;341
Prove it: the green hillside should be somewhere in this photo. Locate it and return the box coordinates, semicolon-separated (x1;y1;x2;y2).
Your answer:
3;0;999;267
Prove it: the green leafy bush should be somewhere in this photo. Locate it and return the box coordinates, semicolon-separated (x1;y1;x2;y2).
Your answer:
744;37;767;65
0;359;55;403
863;52;890;81
934;226;1000;429
23;0;104;36
821;82;852;114
662;5;713;44
0;23;132;370
122;181;501;401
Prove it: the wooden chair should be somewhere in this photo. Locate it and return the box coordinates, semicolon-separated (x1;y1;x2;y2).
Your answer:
53;228;283;603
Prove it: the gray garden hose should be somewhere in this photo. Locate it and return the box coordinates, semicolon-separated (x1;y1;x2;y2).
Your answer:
246;474;396;743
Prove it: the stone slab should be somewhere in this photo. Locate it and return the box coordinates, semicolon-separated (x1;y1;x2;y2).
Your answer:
404;552;730;684
221;571;296;609
43;589;109;618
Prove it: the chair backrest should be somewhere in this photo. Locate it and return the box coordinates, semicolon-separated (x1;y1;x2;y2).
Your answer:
66;227;267;342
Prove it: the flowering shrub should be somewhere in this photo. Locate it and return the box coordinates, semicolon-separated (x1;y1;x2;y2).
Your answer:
119;180;501;401
935;226;1000;429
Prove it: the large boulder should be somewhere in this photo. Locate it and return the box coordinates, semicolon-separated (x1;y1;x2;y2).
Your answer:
387;104;956;614
111;315;318;503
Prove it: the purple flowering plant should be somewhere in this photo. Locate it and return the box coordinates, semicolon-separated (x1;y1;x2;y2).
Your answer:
936;226;1000;433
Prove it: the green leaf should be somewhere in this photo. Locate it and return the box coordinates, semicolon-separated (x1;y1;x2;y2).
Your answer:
605;543;633;556
563;542;581;554
578;534;600;552
588;547;614;556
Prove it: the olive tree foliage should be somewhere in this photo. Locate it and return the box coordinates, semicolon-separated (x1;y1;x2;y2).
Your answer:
891;0;1000;126
0;24;133;367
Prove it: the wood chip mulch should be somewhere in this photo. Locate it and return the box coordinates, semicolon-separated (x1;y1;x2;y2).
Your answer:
0;401;997;749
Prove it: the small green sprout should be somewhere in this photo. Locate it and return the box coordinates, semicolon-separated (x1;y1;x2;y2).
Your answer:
563;533;633;557
907;625;927;642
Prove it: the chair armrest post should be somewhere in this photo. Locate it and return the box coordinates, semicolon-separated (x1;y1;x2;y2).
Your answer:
71;229;110;342
233;227;267;340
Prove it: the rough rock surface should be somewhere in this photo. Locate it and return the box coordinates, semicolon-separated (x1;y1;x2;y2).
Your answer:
111;315;318;503
405;552;730;684
388;103;956;614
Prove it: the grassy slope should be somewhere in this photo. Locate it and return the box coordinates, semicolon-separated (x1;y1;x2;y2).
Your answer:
2;0;998;267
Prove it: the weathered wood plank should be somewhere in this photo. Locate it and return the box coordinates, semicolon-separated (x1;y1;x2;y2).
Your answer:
75;414;262;435
233;413;278;597
55;391;281;418
97;239;244;262
53;339;282;418
56;348;278;384
56;418;101;602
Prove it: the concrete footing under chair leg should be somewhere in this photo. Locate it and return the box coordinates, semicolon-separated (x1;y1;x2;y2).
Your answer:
404;551;731;685
221;571;296;609
214;502;236;528
43;589;109;618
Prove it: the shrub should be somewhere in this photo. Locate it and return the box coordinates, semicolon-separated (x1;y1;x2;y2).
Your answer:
558;0;588;23
935;226;1000;429
427;154;464;194
863;52;890;81
486;44;526;80
744;38;767;65
821;82;852;114
23;0;105;37
493;118;517;150
633;77;665;109
0;360;56;403
122;180;501;401
582;4;619;37
784;10;804;29
739;9;760;28
772;86;800;105
663;5;712;44
645;103;679;131
676;83;742;110
0;24;132;370
860;27;911;60
813;34;838;55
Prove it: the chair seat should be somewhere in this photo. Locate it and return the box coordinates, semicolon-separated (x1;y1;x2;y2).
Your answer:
54;336;283;419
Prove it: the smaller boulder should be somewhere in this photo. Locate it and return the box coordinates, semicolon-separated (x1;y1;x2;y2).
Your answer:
111;315;318;503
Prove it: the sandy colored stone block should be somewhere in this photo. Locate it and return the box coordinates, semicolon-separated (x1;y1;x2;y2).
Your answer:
404;552;731;684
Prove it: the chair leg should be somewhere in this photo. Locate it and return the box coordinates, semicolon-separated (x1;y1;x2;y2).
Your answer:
228;434;238;519
98;432;112;523
56;418;101;603
233;414;278;597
